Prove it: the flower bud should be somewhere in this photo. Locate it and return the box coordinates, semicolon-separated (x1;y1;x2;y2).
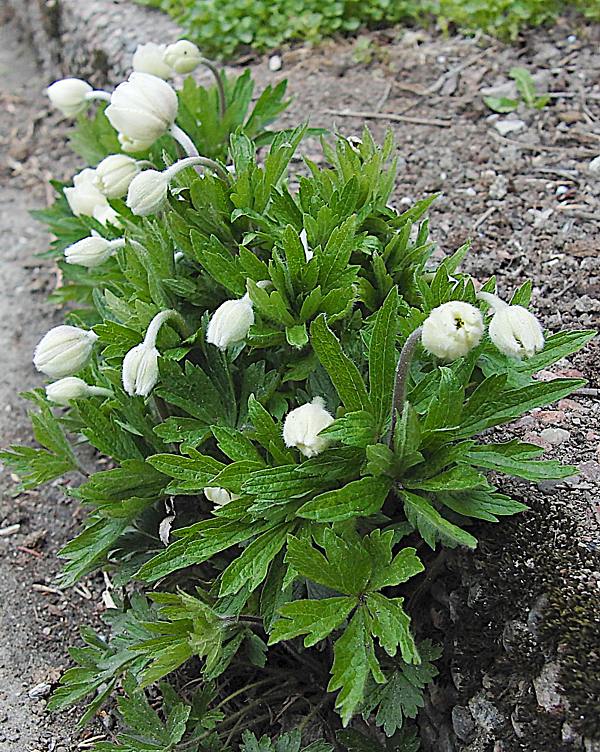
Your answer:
126;169;170;216
300;228;313;261
206;295;254;350
283;397;334;458
106;72;178;150
46;78;93;117
122;342;160;397
132;42;173;79
204;487;239;507
34;325;98;378
94;154;141;198
421;301;484;361
92;203;121;227
163;40;202;74
64;235;125;268
478;292;544;359
118;133;155;153
46;377;110;405
64;168;109;218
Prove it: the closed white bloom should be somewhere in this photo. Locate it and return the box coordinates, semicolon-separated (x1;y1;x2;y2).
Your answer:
33;325;98;378
106;72;178;148
64;168;108;218
283;397;334;458
132;42;172;79
300;228;313;261
421;301;484;361
204;487;239;507
122;342;159;397
94;154;141;198
163;40;202;74
478;292;544;359
126;169;170;216
46;377;110;406
64;235;125;268
206;295;254;350
46;78;93;117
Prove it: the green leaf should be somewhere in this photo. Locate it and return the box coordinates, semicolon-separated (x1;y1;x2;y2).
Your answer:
269;596;355;647
483;95;519;113
329;608;380;726
368;286;399;431
467;440;576;481
366;593;419;663
438;489;527;522
320;411;378;448
405;465;489;492
401;490;477;550
310;315;371;413
297;476;392;522
219;523;292;596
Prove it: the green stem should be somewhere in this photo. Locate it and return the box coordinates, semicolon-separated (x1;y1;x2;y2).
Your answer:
200;58;227;118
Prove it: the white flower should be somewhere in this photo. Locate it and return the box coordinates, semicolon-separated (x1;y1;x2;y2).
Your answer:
421;301;484;361
126;169;170;216
132;43;173;79
163;40;202;74
478;292;544;359
46;377;111;405
64;235;125;267
122;342;159;397
283;397;334;458
46;78;93;117
206;295;254;350
92;203;121;227
64;168;108;218
94;155;141;198
105;72;178;151
204;487;239;507
33;325;98;378
117;133;155;153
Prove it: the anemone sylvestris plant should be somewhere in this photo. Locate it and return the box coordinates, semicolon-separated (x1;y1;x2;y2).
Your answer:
1;38;595;752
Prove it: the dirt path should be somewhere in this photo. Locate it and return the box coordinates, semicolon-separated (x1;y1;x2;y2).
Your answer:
0;17;104;751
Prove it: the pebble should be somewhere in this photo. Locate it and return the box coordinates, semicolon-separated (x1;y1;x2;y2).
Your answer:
579;460;600;482
452;706;476;743
589;155;600;174
540;427;570;445
533;662;565;714
494;119;526;136
268;54;282;71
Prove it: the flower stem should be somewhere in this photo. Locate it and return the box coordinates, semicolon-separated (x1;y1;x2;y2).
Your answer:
165;154;230;182
145;309;188;346
388;326;422;445
169;123;199;157
200;58;227;118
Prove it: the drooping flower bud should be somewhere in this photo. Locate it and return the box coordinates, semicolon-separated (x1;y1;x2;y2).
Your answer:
64;168;109;218
46;78;93;117
283;397;335;458
478;292;544;359
206;294;254;350
33;325;98;378
132;42;173;79
204;487;239;507
421;301;484;361
64;235;125;268
105;72;178;152
163;40;202;74
46;377;111;406
122;342;159;397
121;309;184;397
94;154;141;198
126;169;170;216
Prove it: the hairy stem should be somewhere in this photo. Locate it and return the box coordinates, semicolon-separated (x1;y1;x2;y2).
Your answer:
388;326;422;444
200;58;227;118
169;123;199;157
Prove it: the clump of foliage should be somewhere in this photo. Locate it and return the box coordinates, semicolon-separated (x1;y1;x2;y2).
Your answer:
1;48;594;752
483;66;551;114
135;0;599;59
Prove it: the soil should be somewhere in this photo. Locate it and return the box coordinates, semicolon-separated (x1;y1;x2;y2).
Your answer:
0;5;598;750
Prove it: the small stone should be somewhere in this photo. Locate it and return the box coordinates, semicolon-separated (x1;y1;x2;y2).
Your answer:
489;174;509;199
494;119;526;136
268;54;282;72
28;682;51;699
579;461;600;482
468;693;506;732
452;705;476;743
537;409;566;425
533;662;565;714
588;155;600;174
539;427;570;445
